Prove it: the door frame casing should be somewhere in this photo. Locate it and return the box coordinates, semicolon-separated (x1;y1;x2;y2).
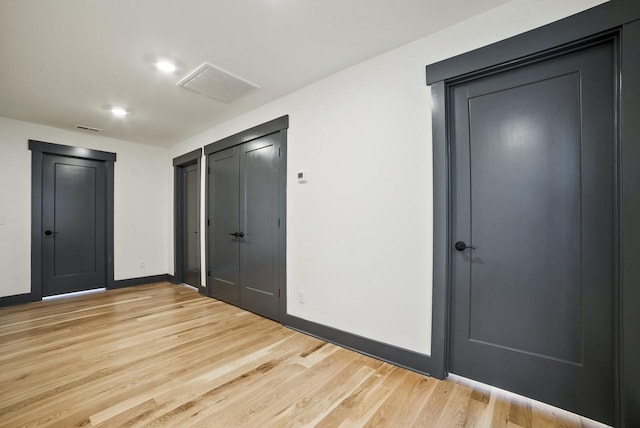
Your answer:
173;148;203;292
203;115;288;321
29;140;116;300
426;1;640;425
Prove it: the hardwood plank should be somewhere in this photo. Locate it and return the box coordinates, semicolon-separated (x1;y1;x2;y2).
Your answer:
269;358;378;427
413;376;457;425
509;398;533;427
371;372;437;427
490;391;513;428
463;387;492;427
0;283;605;427
314;363;398;427
435;381;473;427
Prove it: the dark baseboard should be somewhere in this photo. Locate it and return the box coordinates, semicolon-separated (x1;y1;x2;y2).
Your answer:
166;275;204;293
3;275;190;308
283;314;438;378
109;274;170;289
0;292;36;308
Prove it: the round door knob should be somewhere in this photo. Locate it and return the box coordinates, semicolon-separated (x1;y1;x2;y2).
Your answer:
45;230;53;236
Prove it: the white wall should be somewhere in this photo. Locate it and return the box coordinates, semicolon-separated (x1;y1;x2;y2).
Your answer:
0;117;170;297
168;0;606;355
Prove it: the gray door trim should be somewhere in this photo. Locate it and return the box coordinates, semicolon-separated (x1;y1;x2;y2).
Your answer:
29;140;116;300
29;140;116;162
619;18;640;427
204;116;288;321
173;147;202;166
427;8;640;426
203;115;289;155
173;148;203;292
425;0;640;84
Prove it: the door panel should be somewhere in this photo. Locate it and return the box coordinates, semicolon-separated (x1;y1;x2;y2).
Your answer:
468;72;583;363
42;155;106;296
182;163;201;287
209;147;241;305
239;136;280;320
450;42;614;424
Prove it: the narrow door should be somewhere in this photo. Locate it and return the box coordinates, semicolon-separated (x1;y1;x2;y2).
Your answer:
449;41;614;424
209;147;241;306
181;163;201;287
239;135;281;321
42;154;106;296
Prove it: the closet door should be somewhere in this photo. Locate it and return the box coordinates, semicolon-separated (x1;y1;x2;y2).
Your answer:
180;162;201;288
206;126;285;322
209;147;241;306
239;135;281;321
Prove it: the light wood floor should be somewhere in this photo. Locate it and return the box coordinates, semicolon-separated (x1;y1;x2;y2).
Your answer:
0;283;606;427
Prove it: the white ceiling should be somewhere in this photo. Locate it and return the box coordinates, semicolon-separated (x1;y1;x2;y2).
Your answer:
0;0;510;147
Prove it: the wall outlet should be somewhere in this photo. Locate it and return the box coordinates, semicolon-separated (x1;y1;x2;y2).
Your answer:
139;260;145;269
298;290;305;304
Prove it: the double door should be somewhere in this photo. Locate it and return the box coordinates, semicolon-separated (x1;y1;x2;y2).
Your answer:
207;133;283;321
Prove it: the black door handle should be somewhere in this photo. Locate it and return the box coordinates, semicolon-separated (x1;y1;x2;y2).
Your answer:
44;230;58;236
228;232;239;237
455;241;476;251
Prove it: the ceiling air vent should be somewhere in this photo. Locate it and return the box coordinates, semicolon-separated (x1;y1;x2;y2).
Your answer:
75;124;102;132
176;62;259;103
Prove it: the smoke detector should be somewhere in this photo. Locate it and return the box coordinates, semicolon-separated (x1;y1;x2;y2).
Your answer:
177;62;259;103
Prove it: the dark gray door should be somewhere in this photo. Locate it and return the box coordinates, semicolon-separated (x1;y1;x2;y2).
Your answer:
449;41;614;424
239;136;280;320
42;155;106;296
181;163;201;287
209;147;241;306
207;134;282;321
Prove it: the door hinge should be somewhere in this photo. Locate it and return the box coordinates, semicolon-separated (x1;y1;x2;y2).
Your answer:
278;147;281;157
208;167;211;174
207;270;211;277
278;218;280;227
207;219;210;226
278;289;281;297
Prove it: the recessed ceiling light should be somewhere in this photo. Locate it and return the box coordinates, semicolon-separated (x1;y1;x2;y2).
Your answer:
110;106;128;117
155;60;176;73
